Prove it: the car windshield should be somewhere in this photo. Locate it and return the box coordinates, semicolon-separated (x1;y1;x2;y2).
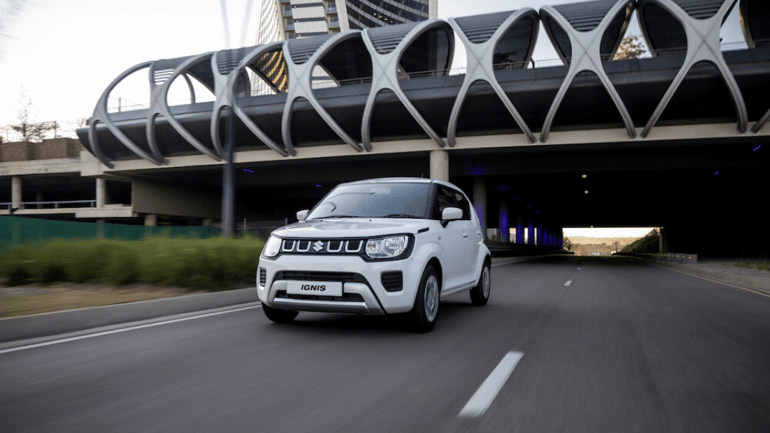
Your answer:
307;182;430;220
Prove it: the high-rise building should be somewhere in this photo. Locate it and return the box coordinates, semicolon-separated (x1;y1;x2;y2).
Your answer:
252;1;437;94
257;0;437;42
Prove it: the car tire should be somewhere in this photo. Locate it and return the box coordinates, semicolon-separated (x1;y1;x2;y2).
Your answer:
405;265;440;333
469;261;490;306
262;304;299;323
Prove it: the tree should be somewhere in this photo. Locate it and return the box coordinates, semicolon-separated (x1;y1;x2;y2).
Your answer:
10;89;54;142
614;34;647;61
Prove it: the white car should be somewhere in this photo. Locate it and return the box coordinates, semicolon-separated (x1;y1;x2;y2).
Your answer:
257;178;491;332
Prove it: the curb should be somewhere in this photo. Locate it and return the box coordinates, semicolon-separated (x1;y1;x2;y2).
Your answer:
0;287;259;343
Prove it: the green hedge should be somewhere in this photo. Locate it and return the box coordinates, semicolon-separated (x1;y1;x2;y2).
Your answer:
0;236;265;290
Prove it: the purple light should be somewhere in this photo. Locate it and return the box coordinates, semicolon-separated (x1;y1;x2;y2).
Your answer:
315;184;322;188
715;171;719;176
754;145;762;152
242;169;254;173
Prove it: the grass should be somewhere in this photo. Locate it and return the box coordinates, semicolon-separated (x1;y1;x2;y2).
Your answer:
0;235;265;290
733;261;770;271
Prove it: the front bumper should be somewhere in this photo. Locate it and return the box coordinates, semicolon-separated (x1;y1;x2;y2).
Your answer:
257;255;421;315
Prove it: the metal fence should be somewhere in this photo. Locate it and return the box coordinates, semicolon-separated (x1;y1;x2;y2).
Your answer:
0;216;223;248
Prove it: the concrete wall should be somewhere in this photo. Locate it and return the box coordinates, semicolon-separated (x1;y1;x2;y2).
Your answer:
132;180;220;219
0;138;84;162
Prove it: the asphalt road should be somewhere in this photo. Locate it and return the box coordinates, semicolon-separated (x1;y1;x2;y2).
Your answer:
2;256;769;433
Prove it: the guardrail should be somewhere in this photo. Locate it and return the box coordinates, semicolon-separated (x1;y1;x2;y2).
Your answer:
0;200;97;210
617;252;698;264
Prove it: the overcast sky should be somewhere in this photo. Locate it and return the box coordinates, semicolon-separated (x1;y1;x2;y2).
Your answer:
0;0;745;136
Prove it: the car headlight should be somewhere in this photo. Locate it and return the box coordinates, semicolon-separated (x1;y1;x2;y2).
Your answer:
366;235;409;259
262;235;282;258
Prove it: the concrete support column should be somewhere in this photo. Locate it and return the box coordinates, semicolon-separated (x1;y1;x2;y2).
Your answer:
557;227;564;249
96;178;107;208
499;198;510;242
537;219;544;246
527;214;535;245
11;176;22;209
429;150;449;181
36;191;43;209
472;177;487;240
144;214;158;226
515;210;524;244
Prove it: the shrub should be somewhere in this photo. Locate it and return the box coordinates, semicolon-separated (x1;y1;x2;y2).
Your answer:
0;235;264;289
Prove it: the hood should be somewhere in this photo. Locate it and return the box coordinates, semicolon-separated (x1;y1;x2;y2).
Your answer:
272;218;431;239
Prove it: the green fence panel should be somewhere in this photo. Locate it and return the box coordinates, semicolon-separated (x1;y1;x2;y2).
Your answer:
0;216;222;248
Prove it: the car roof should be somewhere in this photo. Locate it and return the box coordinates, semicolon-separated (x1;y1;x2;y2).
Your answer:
342;177;456;188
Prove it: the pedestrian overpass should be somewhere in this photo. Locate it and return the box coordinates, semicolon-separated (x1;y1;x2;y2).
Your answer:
49;0;770;256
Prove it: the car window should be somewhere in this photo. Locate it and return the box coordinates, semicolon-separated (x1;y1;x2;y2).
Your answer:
434;187;456;219
307;183;431;219
452;189;472;220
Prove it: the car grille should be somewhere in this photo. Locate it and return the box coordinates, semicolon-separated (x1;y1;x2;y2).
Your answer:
275;271;368;284
381;271;403;292
259;267;266;286
280;239;365;255
275;292;366;303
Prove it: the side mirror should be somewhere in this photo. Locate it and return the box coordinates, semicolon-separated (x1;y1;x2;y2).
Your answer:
296;210;309;221
441;207;463;227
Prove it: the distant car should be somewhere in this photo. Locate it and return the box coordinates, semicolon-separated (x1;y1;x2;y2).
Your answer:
256;177;491;332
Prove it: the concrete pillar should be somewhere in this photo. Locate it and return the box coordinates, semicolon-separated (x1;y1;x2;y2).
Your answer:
472;177;487;239
499;198;510;242
36;191;43;209
429;150;449;181
537;219;544;246
516;210;524;244
144;214;158;226
11;176;22;209
96;178;107;208
527;213;535;245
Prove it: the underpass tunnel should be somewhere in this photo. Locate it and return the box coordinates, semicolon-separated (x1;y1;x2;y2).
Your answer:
94;133;769;258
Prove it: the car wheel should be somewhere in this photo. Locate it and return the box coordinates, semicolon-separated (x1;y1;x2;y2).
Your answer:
406;265;440;333
470;261;490;306
262;304;299;323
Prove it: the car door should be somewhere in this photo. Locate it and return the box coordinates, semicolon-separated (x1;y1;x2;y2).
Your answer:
435;186;466;291
450;187;481;287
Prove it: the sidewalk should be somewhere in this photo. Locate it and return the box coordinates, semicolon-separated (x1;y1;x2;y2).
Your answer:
635;258;770;296
0;288;258;343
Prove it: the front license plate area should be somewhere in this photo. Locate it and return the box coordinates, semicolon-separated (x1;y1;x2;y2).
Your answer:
286;280;343;297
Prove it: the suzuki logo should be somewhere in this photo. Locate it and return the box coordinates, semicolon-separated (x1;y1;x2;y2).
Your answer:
312;241;325;252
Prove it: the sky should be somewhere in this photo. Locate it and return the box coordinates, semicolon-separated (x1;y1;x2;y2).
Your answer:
0;0;746;137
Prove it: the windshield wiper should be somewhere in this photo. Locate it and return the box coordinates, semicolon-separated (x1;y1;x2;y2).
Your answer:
318;215;359;219
382;214;418;218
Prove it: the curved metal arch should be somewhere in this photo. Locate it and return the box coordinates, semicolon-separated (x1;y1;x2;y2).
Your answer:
361;19;455;152
638;0;748;137
281;32;365;156
88;61;163;168
147;52;222;163
230;41;290;157
539;0;637;143
447;9;539;147
209;50;253;159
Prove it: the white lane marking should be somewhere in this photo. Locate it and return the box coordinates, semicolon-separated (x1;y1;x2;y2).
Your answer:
459;351;524;418
565;280;572;286
577;267;581;270
0;305;261;355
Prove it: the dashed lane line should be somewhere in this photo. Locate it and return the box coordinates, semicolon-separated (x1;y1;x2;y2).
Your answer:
459;351;524;418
